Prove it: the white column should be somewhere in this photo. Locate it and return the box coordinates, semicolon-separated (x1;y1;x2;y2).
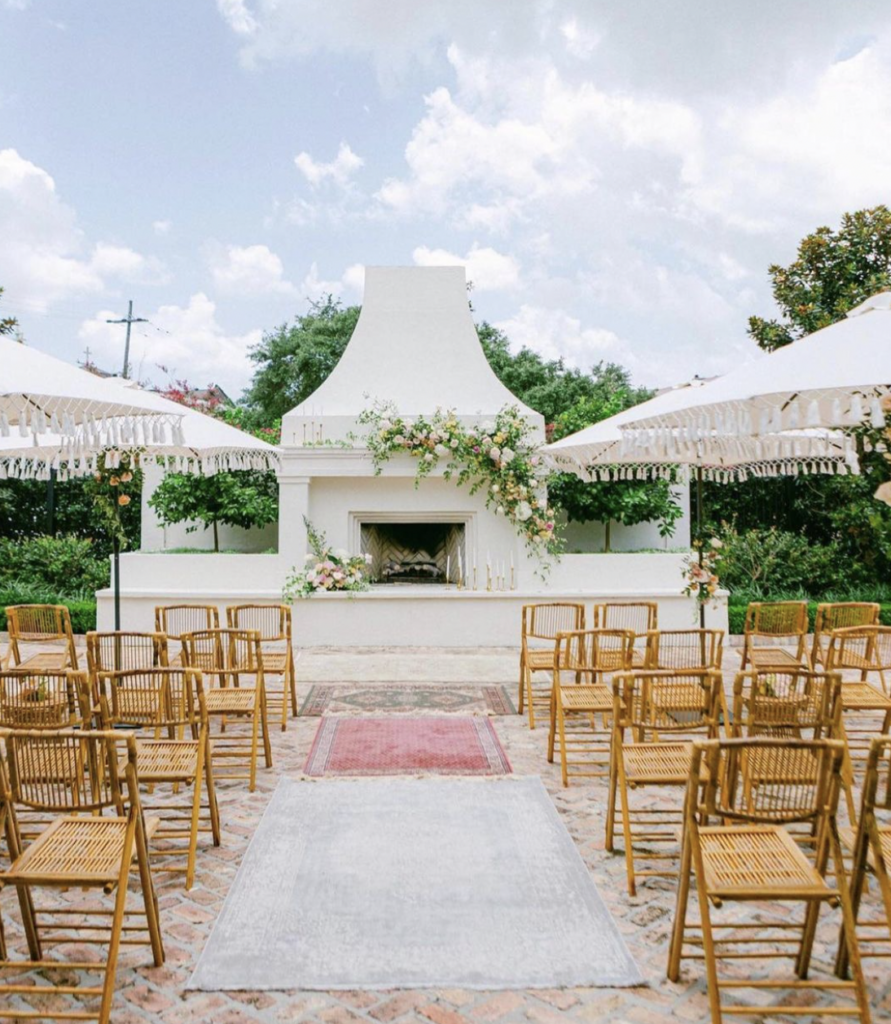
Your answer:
277;473;311;569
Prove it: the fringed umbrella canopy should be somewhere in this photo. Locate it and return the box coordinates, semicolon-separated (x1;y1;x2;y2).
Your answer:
618;292;891;461
544;382;857;484
0;337;184;444
0;375;279;481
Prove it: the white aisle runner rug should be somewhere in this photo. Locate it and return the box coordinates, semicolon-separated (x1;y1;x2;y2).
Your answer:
189;776;642;990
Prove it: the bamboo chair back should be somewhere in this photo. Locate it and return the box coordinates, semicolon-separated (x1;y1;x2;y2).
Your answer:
0;670;78;728
744;601;808;644
813;602;879;664
593;601;658;636
155;604;220;639
4;728;127;814
553;628;635;680
86;631;169;677
226;604;291;641
732;669;842;740
522;602;585;644
828;624;891;673
180;628;264;677
644;629;724;671
94;667;203;733
5;604;78;669
693;736;845;827
613;669;722;738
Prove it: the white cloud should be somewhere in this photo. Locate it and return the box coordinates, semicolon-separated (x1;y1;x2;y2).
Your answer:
294;142;364;188
215;0;256;36
342;263;365;295
0;149;166;313
560;18;600;59
210;243;294;296
495;304;622;368
412;243;520;291
152;219;172;236
78;293;261;393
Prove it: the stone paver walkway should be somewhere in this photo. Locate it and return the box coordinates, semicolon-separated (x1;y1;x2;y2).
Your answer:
2;643;890;1023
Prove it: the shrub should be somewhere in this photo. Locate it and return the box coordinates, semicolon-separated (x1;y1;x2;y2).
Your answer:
0;535;109;596
0;588;97;634
727;595;891;635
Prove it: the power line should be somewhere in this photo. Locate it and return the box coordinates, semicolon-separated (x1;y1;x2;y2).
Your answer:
106;299;147;379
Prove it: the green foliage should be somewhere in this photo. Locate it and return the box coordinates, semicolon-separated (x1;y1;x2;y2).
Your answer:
546;364;681;547
0;476;141;554
748;205;891;352
0;535;109;595
0;592;97;634
0;286;17;336
148;471;278;552
727;597;891;636
83;451;142;550
243;297;359;422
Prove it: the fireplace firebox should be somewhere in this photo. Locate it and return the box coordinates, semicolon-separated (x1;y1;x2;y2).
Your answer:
361;522;466;584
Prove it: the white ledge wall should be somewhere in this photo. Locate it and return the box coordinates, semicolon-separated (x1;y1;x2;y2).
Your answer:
97;551;728;644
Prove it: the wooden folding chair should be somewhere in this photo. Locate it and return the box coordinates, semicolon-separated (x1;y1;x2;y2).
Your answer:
518;602;585;729
92;667;220;889
86;631;168;679
668;737;870;1023
155;604;220;667
838;735;891;972
0;728;164;1023
547;628;634;786
4;605;78;672
740;601;811;671
0;670;79;729
829;624;891;694
644;629;724;672
180;629;272;791
812;603;880;668
731;668;849;818
593;601;658;667
226;604;297;731
606;668;723;896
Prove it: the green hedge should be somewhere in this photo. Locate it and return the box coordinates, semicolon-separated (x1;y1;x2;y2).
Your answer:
0;594;97;635
727;599;891;635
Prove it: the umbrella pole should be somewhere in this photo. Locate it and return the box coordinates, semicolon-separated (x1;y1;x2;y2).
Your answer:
46;468;56;536
696;465;705;629
113;534;121;633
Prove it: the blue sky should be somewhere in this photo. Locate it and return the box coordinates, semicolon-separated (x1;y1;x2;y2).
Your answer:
2;1;890;396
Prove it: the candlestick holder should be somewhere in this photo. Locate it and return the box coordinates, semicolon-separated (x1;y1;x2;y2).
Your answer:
510;567;516;591
486;567;492;592
473;567;478;591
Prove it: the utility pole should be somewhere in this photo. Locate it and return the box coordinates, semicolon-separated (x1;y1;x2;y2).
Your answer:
106;299;147;379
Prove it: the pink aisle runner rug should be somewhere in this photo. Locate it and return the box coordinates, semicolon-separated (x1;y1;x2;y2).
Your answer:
303;715;511;777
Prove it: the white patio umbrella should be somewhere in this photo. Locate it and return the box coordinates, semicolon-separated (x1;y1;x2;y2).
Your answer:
0;336;184;444
543;382;855;625
0;348;279;629
618;291;891;462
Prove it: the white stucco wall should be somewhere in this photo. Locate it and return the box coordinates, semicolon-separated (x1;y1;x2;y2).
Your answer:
560;484;691;553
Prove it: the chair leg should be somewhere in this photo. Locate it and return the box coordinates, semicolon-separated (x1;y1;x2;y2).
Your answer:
133;817;165;968
205;741;221;846
289;652;298;717
605;744;618;852
667;824;694;981
692;842;724;1024
261;689;272;768
825;832;871;1021
617;760;638;897
100;853;135;1024
249;705;260;793
557;697;570;787
526;669;537;730
280;673;289;733
185;767;204;891
517;654;525;714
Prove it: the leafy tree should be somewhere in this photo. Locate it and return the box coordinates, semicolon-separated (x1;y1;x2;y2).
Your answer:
547;372;683;550
748;206;891;352
148;471;278;552
0;286;17;336
243;297;359;422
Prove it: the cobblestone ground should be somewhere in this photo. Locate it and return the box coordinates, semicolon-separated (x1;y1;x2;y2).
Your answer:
2;644;890;1023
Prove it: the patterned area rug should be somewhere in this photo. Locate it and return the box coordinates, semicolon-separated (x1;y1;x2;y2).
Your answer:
189;777;642;990
303;716;512;776
299;684;515;716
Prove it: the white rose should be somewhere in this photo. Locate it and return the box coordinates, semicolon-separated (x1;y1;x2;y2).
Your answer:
516;501;533;522
424;453;434;462
481;420;495;432
334;548;350;560
489;447;501;461
434;444;448;456
364;553;374;564
450;439;459;448
304;552;315;562
380;419;392;431
501;447;515;464
709;537;723;549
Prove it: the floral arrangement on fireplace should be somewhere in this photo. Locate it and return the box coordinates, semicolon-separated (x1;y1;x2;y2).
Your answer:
358;403;561;558
283;517;372;599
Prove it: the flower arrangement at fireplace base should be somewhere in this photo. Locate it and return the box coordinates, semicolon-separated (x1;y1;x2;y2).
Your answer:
283;517;372;599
